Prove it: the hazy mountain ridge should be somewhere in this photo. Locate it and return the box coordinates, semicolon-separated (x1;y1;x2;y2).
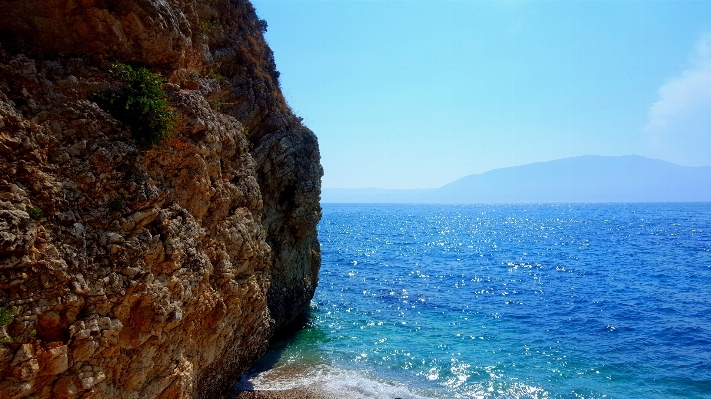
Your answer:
323;155;711;203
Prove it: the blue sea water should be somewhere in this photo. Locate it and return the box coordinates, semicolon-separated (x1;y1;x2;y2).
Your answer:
238;203;711;399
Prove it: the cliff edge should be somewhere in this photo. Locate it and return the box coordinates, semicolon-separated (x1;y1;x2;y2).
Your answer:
0;1;322;398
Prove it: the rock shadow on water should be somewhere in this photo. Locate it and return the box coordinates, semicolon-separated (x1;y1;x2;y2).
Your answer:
232;309;332;392
230;306;434;399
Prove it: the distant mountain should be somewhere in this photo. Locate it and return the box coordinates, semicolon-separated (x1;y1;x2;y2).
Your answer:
322;155;711;203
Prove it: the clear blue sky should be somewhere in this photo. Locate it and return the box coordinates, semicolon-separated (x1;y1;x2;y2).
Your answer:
251;0;711;189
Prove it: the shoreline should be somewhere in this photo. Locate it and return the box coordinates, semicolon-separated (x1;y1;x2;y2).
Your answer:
227;353;425;399
228;388;333;399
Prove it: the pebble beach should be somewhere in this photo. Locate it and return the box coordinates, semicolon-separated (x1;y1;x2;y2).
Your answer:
230;388;332;399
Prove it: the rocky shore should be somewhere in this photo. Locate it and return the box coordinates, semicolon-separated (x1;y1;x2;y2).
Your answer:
0;0;321;398
231;388;331;399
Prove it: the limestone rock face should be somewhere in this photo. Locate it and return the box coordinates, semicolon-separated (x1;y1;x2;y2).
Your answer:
0;53;271;399
254;129;322;331
0;0;322;398
0;0;202;69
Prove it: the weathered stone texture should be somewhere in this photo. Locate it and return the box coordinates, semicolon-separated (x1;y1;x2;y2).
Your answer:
0;0;203;69
0;0;322;397
0;53;273;398
254;129;322;331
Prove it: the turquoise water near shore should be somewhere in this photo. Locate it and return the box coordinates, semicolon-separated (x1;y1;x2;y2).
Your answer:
238;203;711;398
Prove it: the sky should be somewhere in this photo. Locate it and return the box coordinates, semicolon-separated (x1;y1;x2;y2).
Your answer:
251;0;711;189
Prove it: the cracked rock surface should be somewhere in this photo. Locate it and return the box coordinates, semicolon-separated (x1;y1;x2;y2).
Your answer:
0;0;322;398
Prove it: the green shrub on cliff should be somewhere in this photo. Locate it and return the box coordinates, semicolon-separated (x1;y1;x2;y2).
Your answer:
100;64;177;147
27;207;44;221
0;306;14;327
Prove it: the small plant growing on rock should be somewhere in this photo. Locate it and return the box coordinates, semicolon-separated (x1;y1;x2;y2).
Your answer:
161;235;175;248
210;73;227;83
0;306;16;327
100;64;177;147
187;71;202;81
208;90;230;111
209;100;221;111
257;18;268;33
0;307;15;347
27;207;44;221
200;19;222;35
200;20;214;34
241;128;254;149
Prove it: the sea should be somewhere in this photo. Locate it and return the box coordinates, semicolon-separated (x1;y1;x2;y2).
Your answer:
236;203;711;399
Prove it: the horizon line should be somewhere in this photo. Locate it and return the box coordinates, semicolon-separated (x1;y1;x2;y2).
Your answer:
323;154;711;191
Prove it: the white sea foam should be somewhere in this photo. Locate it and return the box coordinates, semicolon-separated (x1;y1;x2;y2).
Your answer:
235;363;435;399
235;361;550;399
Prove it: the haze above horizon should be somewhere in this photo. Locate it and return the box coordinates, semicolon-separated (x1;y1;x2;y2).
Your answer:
252;0;711;189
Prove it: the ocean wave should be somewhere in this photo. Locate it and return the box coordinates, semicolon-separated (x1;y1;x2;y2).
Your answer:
235;363;434;398
235;361;553;399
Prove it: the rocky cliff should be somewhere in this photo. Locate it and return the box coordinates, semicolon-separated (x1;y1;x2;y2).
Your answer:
0;1;322;398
